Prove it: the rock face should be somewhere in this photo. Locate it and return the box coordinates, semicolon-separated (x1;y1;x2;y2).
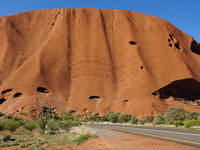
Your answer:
0;8;200;118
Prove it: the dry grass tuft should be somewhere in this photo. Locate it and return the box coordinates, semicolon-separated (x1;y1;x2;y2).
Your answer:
69;125;96;137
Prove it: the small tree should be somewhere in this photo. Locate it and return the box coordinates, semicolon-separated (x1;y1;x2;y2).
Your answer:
164;106;187;124
29;96;61;134
118;113;132;123
4;121;20;133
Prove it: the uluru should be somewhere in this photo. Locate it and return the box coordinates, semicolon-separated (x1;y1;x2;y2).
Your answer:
0;8;200;119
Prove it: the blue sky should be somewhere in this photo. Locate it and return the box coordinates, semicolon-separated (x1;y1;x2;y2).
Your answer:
1;0;200;42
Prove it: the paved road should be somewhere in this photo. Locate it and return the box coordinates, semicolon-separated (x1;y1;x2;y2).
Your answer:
89;124;200;148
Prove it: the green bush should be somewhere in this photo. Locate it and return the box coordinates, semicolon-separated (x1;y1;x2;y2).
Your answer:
3;135;10;142
0;122;4;131
13;116;21;121
59;120;81;131
19;142;29;148
4;121;21;133
138;119;145;125
154;113;165;125
23;123;37;131
105;111;114;117
101;116;108;121
47;120;59;132
164;106;187;124
107;112;120;123
187;112;199;120
184;120;200;128
4;115;12;119
118;113;132;123
0;112;4;117
143;116;154;123
173;120;184;127
72;134;89;145
129;116;138;124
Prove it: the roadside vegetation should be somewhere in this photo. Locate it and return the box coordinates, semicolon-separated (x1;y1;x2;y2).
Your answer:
0;112;96;149
0;105;199;149
84;106;200;130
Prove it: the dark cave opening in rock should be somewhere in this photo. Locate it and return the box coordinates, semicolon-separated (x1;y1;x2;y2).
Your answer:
1;89;13;94
157;78;200;101
13;93;22;98
129;41;137;45
0;98;6;104
89;96;100;99
37;87;49;93
191;39;200;55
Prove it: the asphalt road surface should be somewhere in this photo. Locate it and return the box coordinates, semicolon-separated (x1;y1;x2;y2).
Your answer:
89;124;200;148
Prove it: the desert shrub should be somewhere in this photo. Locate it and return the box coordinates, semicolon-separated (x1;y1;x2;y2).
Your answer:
138;119;145;125
164;106;187;124
3;135;10;142
0;142;9;147
184;120;200;128
0;122;4;131
23;123;37;131
19;142;29;148
58;110;74;120
47;120;59;132
0;112;4;117
107;112;121;123
101;116;108;121
187;112;199;120
143;116;154;123
72;134;89;145
154;113;165;124
8;141;18;146
4;115;12;119
4;121;21;133
105;111;114;117
118;113;132;123
59;120;81;131
13;116;21;121
173;120;184;127
129;116;138;124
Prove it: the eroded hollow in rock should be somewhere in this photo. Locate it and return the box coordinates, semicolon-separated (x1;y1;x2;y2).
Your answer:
122;100;129;105
13;93;22;98
129;41;137;45
0;98;6;104
89;96;100;99
37;87;49;93
157;78;200;101
169;44;172;47
140;66;144;69
151;92;158;96
83;109;88;112
1;89;13;94
191;39;200;55
70;110;76;113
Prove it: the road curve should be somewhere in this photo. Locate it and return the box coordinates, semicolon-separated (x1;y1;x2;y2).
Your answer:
89;124;200;148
